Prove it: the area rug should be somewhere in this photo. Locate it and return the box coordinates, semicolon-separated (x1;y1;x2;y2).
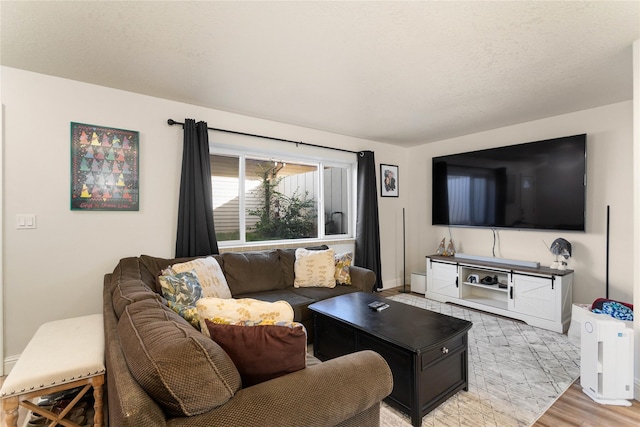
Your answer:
380;293;580;427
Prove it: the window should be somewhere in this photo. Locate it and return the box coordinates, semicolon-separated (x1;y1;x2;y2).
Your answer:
211;154;240;241
211;151;353;245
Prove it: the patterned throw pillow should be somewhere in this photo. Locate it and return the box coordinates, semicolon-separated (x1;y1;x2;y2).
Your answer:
170;256;232;299
205;319;307;387
167;302;201;330
158;269;203;329
196;297;294;338
334;252;353;285
158;269;203;305
293;248;336;288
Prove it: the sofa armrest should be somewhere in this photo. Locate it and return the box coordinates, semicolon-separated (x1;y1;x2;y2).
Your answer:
103;275;168;427
349;266;376;293
177;350;393;427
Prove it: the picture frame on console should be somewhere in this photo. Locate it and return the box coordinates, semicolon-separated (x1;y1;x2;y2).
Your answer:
380;164;398;197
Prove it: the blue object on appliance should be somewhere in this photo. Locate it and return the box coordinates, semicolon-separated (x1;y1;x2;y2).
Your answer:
592;301;634;321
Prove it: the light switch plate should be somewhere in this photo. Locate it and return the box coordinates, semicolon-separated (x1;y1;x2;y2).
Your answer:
16;214;37;229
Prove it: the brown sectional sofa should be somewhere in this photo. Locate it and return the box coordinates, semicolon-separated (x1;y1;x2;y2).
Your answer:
104;248;393;426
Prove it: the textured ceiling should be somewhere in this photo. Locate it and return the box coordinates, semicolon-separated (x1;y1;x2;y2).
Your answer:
1;1;638;147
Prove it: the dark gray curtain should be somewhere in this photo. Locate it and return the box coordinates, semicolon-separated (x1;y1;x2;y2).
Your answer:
175;119;219;257
355;151;383;291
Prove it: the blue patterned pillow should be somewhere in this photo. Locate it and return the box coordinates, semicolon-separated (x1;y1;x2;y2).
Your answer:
159;269;203;305
167;301;201;330
159;269;203;329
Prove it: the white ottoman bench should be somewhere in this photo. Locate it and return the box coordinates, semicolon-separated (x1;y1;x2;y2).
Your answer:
1;314;105;427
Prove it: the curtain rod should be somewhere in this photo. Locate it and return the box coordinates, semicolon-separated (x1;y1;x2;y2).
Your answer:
167;119;358;154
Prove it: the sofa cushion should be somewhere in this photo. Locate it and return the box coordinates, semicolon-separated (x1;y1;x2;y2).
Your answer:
170;257;232;299
196;297;294;337
205;320;307;387
278;249;297;287
111;279;163;318
221;250;285;294
291;284;361;302
294;248;336;288
117;298;241;417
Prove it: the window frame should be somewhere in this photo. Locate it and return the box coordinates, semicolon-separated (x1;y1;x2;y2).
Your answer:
211;144;356;248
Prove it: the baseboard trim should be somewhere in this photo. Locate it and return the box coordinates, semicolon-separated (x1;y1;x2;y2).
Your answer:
3;354;19;375
381;278;405;290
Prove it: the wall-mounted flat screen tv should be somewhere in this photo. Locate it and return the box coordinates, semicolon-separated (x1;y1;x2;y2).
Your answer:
432;134;586;231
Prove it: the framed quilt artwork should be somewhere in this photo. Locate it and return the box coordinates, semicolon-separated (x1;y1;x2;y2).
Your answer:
70;122;139;211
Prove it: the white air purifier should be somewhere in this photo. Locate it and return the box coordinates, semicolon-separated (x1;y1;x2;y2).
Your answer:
580;310;634;406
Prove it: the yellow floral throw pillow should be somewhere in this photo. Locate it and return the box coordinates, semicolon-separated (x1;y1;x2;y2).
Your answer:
334;252;353;285
196;297;294;338
293;248;336;288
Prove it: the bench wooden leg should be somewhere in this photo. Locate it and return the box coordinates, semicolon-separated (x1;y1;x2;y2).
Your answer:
2;375;105;427
92;375;105;427
3;396;19;427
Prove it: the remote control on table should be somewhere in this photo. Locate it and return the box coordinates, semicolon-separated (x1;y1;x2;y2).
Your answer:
376;303;389;312
368;301;386;310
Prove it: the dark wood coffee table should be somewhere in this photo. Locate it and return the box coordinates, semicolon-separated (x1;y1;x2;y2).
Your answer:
308;292;472;427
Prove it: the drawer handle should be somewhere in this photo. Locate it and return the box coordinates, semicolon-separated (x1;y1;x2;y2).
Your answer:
441;347;449;354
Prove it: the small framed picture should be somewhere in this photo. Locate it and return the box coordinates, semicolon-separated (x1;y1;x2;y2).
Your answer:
380;164;398;197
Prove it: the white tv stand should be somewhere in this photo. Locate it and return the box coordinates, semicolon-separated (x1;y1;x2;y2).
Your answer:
425;255;573;333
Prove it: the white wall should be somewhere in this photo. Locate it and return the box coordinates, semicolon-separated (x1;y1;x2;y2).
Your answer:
0;67;407;366
632;38;639;400
406;102;635;306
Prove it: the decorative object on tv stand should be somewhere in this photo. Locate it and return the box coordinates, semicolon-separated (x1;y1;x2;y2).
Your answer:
549;238;572;270
445;239;455;256
435;238;456;256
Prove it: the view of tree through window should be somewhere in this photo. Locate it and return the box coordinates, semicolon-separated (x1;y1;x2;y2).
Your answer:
211;152;352;245
245;159;317;241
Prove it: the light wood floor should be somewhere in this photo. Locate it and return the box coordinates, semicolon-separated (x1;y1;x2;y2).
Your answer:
379;287;640;426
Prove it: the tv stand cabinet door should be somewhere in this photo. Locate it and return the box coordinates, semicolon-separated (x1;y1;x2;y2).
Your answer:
427;260;459;298
508;274;557;321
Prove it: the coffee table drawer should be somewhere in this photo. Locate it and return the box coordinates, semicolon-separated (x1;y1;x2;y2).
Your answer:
419;345;467;410
421;334;465;370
